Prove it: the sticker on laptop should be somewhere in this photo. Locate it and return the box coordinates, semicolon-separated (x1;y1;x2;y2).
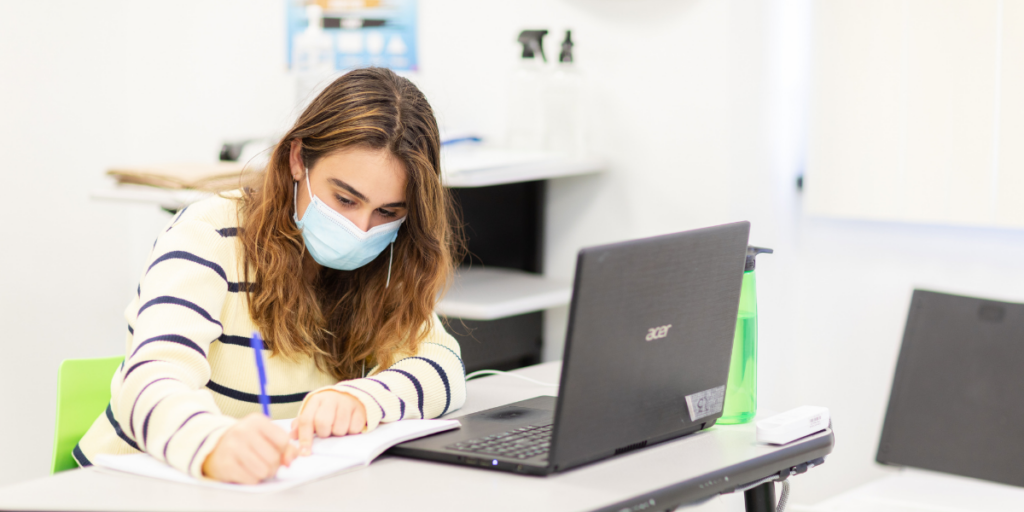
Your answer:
685;385;725;421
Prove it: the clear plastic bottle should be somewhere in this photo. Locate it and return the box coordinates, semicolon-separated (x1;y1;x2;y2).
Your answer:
507;30;549;150
545;30;585;156
719;246;773;425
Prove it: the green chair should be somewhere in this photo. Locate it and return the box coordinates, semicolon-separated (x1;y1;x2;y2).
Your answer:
51;356;124;473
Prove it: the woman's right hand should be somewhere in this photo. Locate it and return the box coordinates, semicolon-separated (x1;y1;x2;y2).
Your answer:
202;413;300;484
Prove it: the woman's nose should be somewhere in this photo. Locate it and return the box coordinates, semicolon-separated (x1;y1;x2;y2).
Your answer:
348;210;373;232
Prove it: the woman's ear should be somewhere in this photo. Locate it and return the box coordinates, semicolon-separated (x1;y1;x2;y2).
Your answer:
289;139;306;182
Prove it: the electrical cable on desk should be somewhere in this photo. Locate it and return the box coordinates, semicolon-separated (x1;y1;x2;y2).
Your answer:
465;369;558;387
733;466;803;512
776;480;790;512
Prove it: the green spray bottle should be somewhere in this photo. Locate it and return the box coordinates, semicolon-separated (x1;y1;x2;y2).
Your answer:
718;246;773;424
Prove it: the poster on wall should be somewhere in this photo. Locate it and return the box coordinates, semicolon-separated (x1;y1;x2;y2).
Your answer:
286;0;419;73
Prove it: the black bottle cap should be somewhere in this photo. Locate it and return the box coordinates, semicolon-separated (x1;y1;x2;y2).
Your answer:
745;246;773;271
559;30;574;63
517;30;549;62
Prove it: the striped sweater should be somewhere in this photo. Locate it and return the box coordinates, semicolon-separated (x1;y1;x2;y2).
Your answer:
76;191;466;477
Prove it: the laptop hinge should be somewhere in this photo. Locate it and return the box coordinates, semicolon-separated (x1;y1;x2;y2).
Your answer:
613;440;648;455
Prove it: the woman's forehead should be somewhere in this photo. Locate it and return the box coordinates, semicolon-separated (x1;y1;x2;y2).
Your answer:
313;148;407;202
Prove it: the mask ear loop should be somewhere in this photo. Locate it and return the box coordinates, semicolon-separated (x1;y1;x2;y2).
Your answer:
294;168;313;222
385;242;394;288
304;168;314;200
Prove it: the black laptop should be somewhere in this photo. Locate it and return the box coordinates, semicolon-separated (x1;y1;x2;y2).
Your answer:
389;221;750;475
877;289;1024;487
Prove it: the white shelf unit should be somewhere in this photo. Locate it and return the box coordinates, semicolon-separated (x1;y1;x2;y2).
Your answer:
435;268;572;321
91;148;605;208
441;147;604;188
90;183;214;211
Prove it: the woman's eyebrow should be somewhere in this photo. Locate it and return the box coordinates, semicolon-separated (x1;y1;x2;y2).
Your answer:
328;178;368;201
329;178;406;208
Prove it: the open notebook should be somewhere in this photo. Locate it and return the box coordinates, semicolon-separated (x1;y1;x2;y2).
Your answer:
93;418;460;493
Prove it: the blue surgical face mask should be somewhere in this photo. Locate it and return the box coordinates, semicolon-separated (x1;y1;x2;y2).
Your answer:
293;171;405;275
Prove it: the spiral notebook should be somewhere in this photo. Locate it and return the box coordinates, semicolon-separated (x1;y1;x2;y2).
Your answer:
93;418;460;493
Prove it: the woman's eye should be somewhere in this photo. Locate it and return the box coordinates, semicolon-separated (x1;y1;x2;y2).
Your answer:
335;195;355;206
377;208;397;218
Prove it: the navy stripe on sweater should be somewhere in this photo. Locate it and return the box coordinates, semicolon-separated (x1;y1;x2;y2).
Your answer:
105;404;141;451
145;251;251;293
129;377;177;438
217;334;255;347
188;432;213;475
72;443;92;467
340;384;385;419
123;359;159;380
141;397;167;449
367;378;407;421
138;297;223;329
227;282;250;293
163;411;209;462
206;380;308;404
131;334;206;360
383;369;424;419
216;227;238;237
148;251;227;281
409;356;451;416
425;342;465;375
169;206;189;227
164;206;189;233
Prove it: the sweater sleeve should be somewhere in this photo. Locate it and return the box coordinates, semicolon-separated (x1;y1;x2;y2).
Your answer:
302;314;467;430
111;217;238;478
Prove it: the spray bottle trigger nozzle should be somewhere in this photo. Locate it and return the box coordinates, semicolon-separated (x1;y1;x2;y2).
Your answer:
745;246;773;272
517;30;549;62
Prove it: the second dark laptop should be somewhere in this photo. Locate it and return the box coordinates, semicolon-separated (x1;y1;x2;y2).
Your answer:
877;289;1024;487
389;221;750;475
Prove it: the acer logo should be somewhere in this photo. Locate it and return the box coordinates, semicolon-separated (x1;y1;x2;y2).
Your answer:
645;324;672;341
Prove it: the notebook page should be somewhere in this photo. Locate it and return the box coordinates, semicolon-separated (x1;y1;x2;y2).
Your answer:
93;419;460;492
93;453;359;493
302;418;461;463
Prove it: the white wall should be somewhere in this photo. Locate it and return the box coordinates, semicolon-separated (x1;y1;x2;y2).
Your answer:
0;0;295;484
806;0;1024;228
3;1;1024;509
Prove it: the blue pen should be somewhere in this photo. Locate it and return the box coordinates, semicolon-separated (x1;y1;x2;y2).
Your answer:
250;332;271;417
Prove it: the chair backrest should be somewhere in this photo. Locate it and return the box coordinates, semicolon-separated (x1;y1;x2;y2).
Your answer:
51;356;123;474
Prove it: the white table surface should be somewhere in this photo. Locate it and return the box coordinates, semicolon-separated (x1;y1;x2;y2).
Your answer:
0;363;832;512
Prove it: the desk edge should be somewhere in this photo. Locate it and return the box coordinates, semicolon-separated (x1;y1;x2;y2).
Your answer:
588;429;836;512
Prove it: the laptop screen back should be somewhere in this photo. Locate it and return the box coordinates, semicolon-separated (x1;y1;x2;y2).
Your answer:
877;290;1024;487
549;222;750;470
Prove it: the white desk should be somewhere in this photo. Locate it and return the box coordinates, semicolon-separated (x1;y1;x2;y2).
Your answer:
0;363;833;512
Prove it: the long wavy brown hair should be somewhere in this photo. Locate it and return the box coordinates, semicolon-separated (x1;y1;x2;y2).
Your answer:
237;68;461;381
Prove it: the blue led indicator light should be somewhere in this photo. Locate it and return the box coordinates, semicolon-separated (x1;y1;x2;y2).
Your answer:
492;460;498;466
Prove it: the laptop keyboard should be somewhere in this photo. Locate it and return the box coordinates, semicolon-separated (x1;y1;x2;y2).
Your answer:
446;424;553;459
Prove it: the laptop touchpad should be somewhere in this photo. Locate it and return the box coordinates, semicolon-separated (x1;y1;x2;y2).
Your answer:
477;406;551;423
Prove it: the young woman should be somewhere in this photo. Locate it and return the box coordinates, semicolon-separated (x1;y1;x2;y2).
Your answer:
76;68;466;484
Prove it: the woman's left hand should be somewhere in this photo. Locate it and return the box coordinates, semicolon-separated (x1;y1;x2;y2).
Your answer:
291;390;367;455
